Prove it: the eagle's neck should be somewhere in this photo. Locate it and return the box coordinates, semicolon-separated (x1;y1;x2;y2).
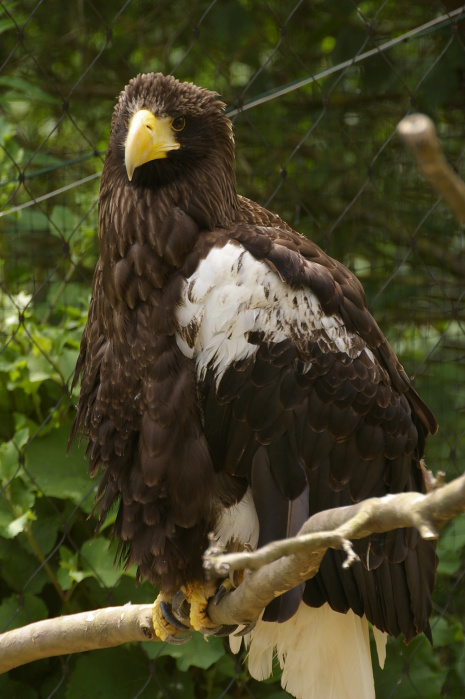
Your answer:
100;143;238;248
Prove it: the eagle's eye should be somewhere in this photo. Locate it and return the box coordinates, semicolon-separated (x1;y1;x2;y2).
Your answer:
172;116;186;132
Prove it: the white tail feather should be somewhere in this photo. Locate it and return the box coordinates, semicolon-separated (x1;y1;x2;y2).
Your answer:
234;603;377;699
217;492;384;697
373;626;387;669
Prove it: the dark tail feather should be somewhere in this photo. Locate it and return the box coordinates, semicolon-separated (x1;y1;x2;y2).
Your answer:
251;447;309;622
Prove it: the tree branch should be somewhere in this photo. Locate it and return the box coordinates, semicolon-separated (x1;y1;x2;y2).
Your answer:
205;472;465;627
397;113;465;224
1;473;464;673
0;604;158;674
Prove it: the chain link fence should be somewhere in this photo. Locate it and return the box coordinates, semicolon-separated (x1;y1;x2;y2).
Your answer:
1;1;465;697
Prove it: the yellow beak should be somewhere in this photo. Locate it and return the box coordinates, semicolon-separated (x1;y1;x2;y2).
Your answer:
125;109;180;181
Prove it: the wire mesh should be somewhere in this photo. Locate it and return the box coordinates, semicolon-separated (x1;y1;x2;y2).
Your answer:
1;1;465;697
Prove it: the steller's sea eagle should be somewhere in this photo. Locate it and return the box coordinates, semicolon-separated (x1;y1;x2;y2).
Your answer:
70;72;438;699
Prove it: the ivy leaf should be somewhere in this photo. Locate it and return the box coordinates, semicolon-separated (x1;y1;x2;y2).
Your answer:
373;635;448;699
0;427;30;484
80;537;124;588
436;513;465;576
0;538;49;595
0;498;15;539
155;632;225;671
0;593;47;632
67;646;177;699
29;499;63;556
25;423;95;511
431;616;464;648
456;641;465;686
0;478;35;540
58;546;92;590
7;510;33;537
0;675;38;699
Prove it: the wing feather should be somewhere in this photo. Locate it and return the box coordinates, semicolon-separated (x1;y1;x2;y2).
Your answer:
192;232;436;642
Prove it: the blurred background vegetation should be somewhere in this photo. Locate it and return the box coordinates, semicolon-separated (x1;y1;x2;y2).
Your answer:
1;1;465;697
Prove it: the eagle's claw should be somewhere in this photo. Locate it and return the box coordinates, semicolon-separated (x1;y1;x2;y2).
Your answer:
164;633;192;645
171;583;239;637
172;589;191;624
208;624;238;637
160;600;191;631
233;621;257;636
212;582;231;605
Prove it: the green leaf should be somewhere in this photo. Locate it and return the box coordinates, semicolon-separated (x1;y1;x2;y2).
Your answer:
80;537;123;588
0;76;59;104
49;205;81;237
0;538;49;595
25;422;95;511
436;514;465;576
0;497;15;539
67;646;167;699
431;616;464;648
0;479;35;539
110;574;153;605
26;353;57;383
7;510;33;537
456;640;465;686
13;208;51;232
13;426;30;450
29;499;62;555
0;593;47;632
0;438;22;483
8;476;35;511
0;426;29;483
0;675;38;699
58;545;91;590
156;631;225;671
373;635;447;699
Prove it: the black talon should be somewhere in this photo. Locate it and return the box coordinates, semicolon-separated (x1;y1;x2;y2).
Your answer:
210;624;238;637
212;584;230;605
160;601;191;631
165;633;192;645
196;624;226;636
233;621;257;636
172;589;191;623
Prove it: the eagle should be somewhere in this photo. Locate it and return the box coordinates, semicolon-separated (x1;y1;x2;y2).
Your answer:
70;72;438;699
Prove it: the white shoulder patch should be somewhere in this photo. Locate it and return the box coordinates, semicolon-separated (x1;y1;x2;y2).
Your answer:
175;241;368;381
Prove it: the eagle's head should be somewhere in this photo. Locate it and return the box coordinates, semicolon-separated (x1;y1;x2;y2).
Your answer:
103;73;237;227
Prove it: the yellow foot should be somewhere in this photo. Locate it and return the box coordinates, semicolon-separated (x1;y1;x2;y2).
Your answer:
152;593;191;644
181;581;218;633
178;580;239;635
152;593;178;641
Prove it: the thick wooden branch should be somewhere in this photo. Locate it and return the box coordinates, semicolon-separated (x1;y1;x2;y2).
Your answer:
0;604;158;674
397;113;465;224
1;473;464;674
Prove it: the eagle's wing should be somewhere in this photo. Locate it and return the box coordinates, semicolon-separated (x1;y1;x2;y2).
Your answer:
175;224;437;641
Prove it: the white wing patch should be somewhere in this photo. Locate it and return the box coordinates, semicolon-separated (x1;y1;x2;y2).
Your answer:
175;241;372;381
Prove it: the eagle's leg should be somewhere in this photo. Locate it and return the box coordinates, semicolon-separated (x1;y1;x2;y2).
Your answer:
167;581;237;636
152;592;192;645
181;581;227;634
169;577;258;637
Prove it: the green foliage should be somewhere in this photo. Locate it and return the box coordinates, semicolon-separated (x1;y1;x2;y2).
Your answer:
1;1;465;698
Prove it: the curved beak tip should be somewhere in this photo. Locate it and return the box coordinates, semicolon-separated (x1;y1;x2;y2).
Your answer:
125;159;134;182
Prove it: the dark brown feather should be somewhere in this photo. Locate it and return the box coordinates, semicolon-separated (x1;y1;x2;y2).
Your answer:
70;73;437;639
